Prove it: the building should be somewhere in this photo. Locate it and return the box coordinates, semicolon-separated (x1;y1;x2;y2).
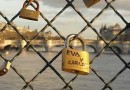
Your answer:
0;21;50;40
99;23;127;41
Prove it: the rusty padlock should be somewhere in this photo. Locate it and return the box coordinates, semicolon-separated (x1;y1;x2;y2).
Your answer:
0;61;11;76
19;0;40;21
62;34;90;75
83;0;100;8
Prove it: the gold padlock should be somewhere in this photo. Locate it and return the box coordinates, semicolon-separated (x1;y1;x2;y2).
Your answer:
0;61;11;76
19;0;40;21
83;0;100;8
62;34;90;75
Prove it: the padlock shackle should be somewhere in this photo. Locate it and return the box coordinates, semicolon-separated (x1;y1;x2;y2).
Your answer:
65;34;86;51
23;0;39;11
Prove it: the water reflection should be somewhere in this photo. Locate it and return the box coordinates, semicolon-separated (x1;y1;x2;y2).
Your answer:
0;47;129;90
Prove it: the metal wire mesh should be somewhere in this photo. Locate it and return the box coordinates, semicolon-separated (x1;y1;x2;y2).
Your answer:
0;0;130;90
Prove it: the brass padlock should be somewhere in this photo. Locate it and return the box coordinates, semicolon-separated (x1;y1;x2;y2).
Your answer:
0;61;11;76
62;34;90;75
19;0;40;21
83;0;100;8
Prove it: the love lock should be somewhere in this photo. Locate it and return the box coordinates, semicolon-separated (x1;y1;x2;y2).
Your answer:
19;0;40;21
62;34;90;75
0;61;11;76
83;0;100;8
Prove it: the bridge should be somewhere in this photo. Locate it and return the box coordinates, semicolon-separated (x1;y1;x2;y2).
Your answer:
0;39;130;54
43;39;130;54
0;40;21;50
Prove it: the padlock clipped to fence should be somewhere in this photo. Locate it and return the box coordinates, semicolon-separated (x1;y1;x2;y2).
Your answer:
83;0;100;8
62;34;90;75
0;61;11;76
19;0;40;21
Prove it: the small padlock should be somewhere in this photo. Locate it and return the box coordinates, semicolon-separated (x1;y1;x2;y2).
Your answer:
19;0;40;21
0;61;11;76
62;34;90;75
83;0;100;8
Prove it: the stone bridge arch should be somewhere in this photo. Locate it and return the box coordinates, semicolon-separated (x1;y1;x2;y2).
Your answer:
4;45;12;50
86;45;97;53
111;46;122;54
4;44;19;50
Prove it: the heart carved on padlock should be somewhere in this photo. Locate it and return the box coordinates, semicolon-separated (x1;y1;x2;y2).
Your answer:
83;0;100;8
19;0;40;21
0;61;11;76
62;34;90;75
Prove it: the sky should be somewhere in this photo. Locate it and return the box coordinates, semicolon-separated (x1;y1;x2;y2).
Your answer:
0;0;130;39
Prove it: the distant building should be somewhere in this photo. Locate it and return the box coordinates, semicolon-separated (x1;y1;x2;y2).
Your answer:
0;21;51;40
99;23;129;41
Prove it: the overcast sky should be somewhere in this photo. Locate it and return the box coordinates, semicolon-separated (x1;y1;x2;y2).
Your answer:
0;0;130;39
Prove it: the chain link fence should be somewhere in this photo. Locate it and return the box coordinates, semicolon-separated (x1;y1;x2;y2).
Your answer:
0;0;130;90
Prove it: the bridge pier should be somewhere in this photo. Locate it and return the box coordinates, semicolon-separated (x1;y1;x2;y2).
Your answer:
44;40;52;52
123;42;130;53
96;40;105;53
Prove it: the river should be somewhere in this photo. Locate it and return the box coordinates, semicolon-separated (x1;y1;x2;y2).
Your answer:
0;47;130;90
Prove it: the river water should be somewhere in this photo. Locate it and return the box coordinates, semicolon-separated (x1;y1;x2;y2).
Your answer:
0;47;130;90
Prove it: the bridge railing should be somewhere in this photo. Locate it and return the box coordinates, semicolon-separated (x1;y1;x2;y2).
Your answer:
0;0;130;90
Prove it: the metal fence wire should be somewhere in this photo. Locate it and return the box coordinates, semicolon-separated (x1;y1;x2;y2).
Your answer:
0;0;130;90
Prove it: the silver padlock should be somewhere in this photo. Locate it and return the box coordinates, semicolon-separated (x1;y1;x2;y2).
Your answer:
0;61;11;76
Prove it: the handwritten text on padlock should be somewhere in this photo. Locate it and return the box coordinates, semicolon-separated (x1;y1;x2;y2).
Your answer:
65;49;87;66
